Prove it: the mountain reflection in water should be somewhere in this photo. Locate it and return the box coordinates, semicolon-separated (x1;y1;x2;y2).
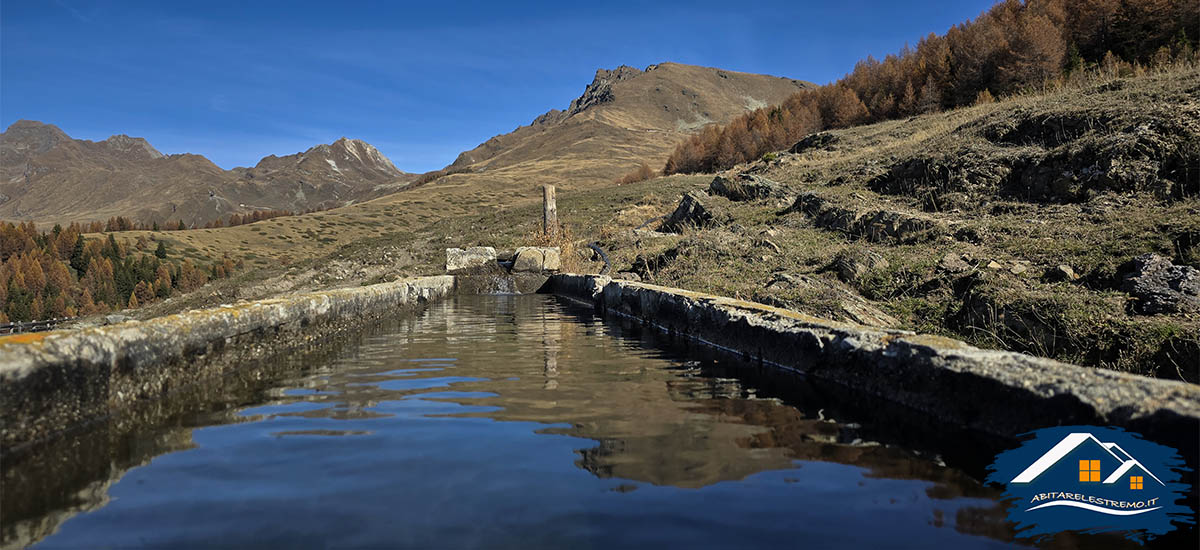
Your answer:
2;295;1146;549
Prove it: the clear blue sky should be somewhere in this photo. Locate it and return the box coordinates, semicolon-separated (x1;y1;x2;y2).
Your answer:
2;0;996;173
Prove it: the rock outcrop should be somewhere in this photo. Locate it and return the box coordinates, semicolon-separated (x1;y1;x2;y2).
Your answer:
788;193;945;243
1121;253;1200;314
789;132;840;154
709;174;788;201
566;65;643;116
659;192;729;233
867;105;1200;204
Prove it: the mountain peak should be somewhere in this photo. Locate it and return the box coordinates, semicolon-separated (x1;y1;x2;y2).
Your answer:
6;119;61;132
566;65;645;117
1;120;71;154
258;137;403;177
103;134;164;159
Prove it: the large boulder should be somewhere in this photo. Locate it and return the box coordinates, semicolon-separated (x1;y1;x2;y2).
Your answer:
446;247;497;272
1121;253;1200;314
659;191;728;233
542;247;561;271
709;174;788;201
512;247;561;273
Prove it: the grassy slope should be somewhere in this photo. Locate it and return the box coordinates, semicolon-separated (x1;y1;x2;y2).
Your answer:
126;68;1198;382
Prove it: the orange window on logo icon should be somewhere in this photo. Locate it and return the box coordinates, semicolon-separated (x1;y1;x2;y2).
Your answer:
1131;476;1143;490
1079;460;1101;482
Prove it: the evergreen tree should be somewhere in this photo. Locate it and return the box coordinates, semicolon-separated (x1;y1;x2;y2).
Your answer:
6;278;32;321
69;235;87;274
114;258;136;301
155;241;168;259
105;234;121;260
1065;42;1085;73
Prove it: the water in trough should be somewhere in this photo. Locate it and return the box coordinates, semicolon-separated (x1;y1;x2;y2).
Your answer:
2;295;1145;548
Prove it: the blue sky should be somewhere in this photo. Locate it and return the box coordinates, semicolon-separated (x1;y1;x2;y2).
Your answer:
1;1;996;173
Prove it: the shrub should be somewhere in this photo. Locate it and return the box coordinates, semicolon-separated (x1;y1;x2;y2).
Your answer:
617;162;657;185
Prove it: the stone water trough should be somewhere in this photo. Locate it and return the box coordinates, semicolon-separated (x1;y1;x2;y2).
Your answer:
2;265;1196;478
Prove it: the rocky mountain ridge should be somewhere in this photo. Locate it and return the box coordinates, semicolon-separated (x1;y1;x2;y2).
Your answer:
448;62;811;177
0;120;414;226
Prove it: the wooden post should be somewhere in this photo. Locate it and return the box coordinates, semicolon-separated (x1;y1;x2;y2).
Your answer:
543;184;557;236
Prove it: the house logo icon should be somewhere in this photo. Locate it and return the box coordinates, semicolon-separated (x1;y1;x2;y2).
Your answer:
1010;432;1165;515
986;426;1194;544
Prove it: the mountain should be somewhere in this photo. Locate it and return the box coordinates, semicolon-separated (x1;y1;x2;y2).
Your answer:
237;137;406;193
442;63;811;189
1;62;806;227
0;120;414;226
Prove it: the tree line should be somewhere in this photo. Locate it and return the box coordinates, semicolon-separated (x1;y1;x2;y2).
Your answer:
664;0;1198;175
85;209;301;233
0;221;237;323
204;210;296;229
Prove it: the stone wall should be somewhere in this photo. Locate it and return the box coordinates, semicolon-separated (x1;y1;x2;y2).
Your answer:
0;276;455;449
546;274;1200;463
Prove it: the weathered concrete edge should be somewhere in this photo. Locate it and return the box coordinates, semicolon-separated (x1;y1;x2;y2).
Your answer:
0;275;455;449
547;274;1200;459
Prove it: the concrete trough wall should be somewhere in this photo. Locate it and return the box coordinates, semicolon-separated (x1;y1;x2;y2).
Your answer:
547;274;1200;461
0;275;455;450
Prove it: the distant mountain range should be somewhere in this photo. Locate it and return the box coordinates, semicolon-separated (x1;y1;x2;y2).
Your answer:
0;62;810;226
0;121;414;226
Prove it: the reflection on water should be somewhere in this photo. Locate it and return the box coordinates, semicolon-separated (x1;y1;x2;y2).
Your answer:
2;295;1149;549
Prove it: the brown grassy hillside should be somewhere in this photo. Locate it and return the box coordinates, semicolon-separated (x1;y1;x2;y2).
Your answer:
443;63;810;191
